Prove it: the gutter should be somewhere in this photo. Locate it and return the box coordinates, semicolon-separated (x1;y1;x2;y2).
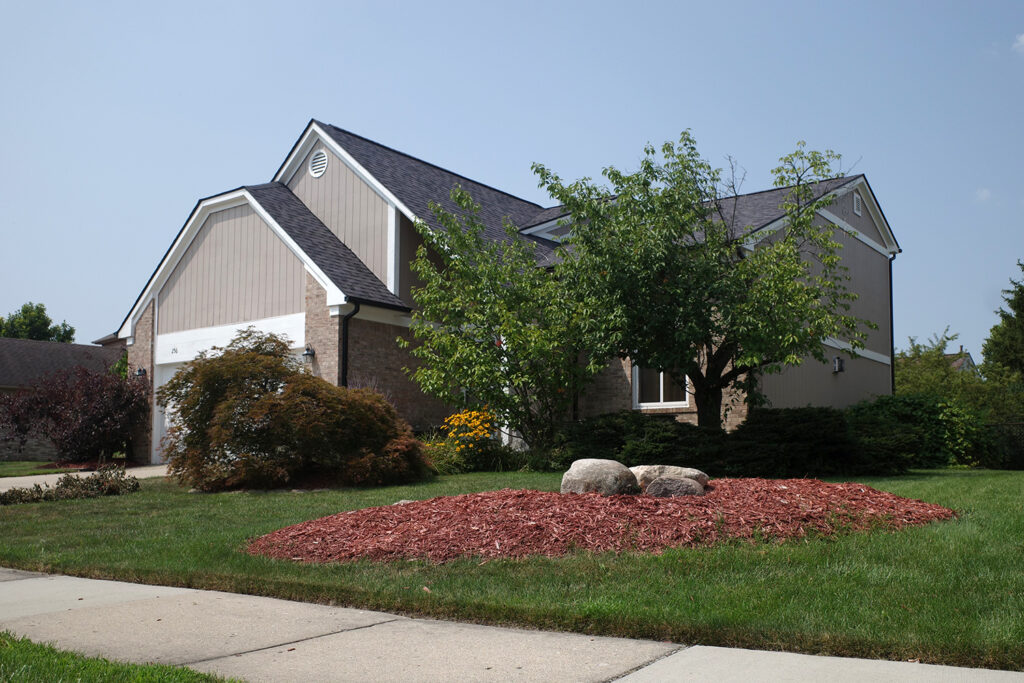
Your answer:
340;302;361;387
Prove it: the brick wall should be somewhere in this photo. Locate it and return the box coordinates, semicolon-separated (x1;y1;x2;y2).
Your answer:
126;300;154;463
304;274;341;384
346;318;450;431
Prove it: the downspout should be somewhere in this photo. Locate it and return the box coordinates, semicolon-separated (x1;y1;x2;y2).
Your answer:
340;301;360;387
889;253;896;396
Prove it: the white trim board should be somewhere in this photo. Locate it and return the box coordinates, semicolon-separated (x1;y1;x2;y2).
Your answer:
118;189;349;341
823;338;891;365
274;123;420;226
154;313;305;365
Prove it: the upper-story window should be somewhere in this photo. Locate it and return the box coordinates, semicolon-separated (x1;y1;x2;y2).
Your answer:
633;365;688;408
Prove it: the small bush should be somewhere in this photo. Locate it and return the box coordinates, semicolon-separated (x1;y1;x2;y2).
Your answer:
0;466;140;505
159;329;431;491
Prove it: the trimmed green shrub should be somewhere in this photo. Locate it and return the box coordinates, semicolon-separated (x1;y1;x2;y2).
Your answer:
0;466;140;505
157;329;431;491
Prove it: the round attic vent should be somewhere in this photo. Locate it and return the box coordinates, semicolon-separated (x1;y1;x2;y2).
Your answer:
308;149;328;178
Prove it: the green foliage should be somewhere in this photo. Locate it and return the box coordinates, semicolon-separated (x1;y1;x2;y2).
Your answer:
423;409;525;474
405;186;601;450
157;328;430;491
535;134;869;430
983;260;1024;375
0;301;74;342
0;466;140;505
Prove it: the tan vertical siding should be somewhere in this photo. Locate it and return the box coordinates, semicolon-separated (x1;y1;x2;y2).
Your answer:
288;141;391;286
828;225;892;356
758;355;891;409
157;204;305;334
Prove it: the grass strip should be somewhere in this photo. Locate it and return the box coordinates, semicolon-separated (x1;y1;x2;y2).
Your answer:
0;631;235;682
0;469;1020;670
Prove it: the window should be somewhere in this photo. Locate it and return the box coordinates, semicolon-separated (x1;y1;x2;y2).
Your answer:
852;192;863;216
633;366;688;408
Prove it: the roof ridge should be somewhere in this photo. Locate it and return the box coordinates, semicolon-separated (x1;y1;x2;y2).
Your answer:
719;174;862;202
316;121;545;210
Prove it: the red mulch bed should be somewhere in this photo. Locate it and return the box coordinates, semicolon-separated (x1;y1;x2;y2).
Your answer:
247;478;955;565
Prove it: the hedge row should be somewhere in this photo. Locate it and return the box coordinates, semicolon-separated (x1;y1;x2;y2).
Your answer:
543;394;1023;478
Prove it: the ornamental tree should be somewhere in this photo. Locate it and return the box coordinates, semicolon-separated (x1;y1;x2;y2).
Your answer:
0;302;74;342
404;187;602;450
535;133;871;430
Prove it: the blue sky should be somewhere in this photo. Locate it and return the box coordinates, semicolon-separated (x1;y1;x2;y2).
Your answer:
1;0;1022;360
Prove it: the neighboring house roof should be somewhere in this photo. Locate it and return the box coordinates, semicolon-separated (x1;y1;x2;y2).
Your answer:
245;183;409;311
946;349;979;373
0;338;122;390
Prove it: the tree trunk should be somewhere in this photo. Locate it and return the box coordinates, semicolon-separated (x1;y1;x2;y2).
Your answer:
693;382;724;431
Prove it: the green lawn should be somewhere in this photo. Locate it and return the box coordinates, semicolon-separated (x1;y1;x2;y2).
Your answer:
0;461;75;478
0;631;235;682
0;470;1020;670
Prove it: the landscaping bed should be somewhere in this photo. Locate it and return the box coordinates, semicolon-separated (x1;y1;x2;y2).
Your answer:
248;478;955;564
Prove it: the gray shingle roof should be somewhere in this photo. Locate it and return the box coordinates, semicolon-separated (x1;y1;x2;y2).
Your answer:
0;338;122;390
315;122;560;263
246;183;409;311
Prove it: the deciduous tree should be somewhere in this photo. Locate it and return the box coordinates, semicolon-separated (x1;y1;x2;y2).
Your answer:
535;133;870;430
0;302;74;342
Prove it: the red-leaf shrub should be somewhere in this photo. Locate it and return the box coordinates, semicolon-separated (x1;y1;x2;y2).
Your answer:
158;328;431;491
0;368;148;463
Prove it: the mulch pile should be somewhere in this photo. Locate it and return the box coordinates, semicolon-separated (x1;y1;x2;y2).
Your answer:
247;478;955;564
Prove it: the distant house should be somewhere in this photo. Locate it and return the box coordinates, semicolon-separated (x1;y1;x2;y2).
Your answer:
111;120;901;463
0;338;123;460
946;346;980;375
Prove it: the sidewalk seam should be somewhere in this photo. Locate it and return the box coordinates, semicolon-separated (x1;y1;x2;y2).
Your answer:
178;618;402;666
605;644;690;682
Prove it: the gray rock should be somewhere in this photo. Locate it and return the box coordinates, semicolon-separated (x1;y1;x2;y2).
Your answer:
629;465;710;490
561;459;640;496
645;476;705;498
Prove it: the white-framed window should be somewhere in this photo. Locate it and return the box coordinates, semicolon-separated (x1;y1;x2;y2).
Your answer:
852;191;863;216
632;365;689;408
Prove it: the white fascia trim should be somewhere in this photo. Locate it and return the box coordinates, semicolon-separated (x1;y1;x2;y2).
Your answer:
117;191;249;339
274;123;420;225
823;337;891;365
118;189;350;340
520;216;569;240
387;204;399;294
154;313;305;365
328;303;411;328
817;209;892;257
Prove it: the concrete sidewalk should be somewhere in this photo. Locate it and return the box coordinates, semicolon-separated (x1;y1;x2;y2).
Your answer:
1;569;1021;682
0;464;168;492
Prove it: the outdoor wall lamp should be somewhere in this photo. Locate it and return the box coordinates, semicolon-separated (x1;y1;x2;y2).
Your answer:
302;345;316;361
135;367;147;378
832;357;845;374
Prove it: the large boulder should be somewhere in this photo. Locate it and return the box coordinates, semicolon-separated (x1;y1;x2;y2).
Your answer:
561;459;640;496
630;465;709;490
645;476;705;498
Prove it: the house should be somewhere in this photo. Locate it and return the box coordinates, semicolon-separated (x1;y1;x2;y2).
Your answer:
0;337;123;460
946;346;980;375
112;120;900;463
